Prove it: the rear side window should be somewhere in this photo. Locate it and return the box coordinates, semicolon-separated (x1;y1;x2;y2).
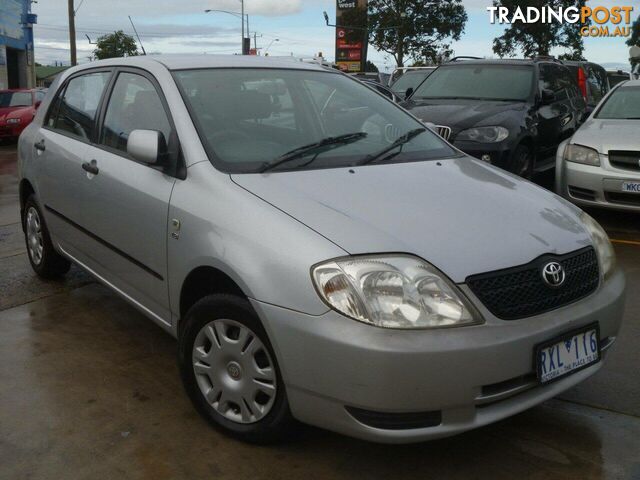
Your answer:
100;72;171;154
587;65;608;104
539;65;577;101
48;72;110;140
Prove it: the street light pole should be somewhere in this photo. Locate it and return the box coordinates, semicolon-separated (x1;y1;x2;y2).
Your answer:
204;7;249;55
240;0;245;54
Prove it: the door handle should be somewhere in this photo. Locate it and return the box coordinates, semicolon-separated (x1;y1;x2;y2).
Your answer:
34;140;45;152
82;160;99;175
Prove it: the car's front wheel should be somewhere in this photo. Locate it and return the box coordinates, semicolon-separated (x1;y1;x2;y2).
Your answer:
178;294;295;443
23;195;71;279
509;144;534;178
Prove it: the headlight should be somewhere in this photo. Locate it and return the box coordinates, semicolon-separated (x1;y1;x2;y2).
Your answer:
456;126;509;143
6;118;21;125
564;144;600;166
580;211;615;279
311;255;482;329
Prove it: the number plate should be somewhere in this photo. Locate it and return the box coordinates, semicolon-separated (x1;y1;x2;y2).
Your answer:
535;323;600;384
621;182;640;193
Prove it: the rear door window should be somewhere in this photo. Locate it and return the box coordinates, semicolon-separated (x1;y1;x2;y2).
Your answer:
48;71;111;141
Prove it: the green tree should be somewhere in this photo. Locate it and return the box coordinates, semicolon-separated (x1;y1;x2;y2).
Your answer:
367;0;467;67
364;60;379;72
93;30;139;60
492;0;588;60
627;15;640;68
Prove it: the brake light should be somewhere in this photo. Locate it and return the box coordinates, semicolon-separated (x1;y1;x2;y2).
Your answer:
577;67;587;101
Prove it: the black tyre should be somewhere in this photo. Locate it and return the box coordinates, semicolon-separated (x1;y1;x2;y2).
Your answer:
178;294;295;443
510;144;534;179
23;195;71;279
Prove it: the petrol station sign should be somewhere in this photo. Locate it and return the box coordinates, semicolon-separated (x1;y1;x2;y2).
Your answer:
335;0;368;73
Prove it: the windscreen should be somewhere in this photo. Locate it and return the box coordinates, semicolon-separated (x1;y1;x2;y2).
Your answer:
174;68;459;173
0;92;32;107
412;64;534;101
607;73;629;88
390;70;434;94
595;86;640;119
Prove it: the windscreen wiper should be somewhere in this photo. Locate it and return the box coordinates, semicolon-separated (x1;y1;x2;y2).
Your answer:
259;132;368;173
358;128;427;166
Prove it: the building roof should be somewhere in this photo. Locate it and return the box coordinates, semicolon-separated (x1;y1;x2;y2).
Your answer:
35;66;70;80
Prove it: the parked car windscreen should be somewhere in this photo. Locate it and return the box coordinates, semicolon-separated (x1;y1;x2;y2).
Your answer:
0;91;32;107
607;72;630;87
412;64;534;101
174;68;459;173
595;86;640;119
390;70;434;94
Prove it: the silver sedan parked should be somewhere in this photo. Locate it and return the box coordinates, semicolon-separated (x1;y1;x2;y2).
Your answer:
556;80;640;211
18;56;625;444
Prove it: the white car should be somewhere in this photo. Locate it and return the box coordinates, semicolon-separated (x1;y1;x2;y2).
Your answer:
556;79;640;211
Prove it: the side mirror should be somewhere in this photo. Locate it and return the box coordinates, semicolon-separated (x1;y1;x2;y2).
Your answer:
405;87;414;99
127;129;166;165
541;89;556;105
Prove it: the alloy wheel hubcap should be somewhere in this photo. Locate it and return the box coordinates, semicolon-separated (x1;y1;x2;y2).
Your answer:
192;319;277;424
26;207;44;266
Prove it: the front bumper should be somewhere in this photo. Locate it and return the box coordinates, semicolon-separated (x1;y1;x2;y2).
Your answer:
251;267;625;443
0;123;25;139
557;153;640;211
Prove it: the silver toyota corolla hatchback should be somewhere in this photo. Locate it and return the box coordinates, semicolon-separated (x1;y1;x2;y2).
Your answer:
18;56;625;444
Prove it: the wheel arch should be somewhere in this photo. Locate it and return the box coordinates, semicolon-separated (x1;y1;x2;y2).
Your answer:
19;179;36;231
178;265;248;335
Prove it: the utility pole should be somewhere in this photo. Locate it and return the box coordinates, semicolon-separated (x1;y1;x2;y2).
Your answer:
68;0;77;66
241;0;245;54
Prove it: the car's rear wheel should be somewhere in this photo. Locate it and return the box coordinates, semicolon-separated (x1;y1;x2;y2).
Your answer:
510;144;534;178
178;294;295;443
23;195;71;279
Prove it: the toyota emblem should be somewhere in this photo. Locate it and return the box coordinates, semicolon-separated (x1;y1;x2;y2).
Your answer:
542;262;566;288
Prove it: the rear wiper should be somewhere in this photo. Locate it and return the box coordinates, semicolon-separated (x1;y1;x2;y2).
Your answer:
358;128;427;166
259;132;367;173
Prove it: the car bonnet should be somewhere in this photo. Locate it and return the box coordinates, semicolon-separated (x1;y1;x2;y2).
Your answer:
231;157;592;283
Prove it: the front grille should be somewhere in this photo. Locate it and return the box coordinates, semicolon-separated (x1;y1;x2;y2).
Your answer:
605;192;640;206
466;247;599;320
609;151;640;171
434;125;452;141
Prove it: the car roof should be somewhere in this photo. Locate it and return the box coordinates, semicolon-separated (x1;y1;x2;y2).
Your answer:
441;59;538;67
68;54;330;73
616;79;640;87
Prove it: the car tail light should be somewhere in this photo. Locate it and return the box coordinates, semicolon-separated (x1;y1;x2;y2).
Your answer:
577;67;587;101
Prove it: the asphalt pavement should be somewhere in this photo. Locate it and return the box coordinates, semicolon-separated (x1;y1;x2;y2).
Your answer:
1;142;638;480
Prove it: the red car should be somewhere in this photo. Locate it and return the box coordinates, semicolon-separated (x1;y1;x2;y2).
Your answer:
0;89;46;142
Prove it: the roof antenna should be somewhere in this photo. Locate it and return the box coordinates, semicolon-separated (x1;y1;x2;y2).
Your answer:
128;15;147;55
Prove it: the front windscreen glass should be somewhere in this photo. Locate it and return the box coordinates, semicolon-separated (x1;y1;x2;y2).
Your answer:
173;68;459;173
412;65;534;101
0;92;32;107
595;86;640;119
390;70;434;94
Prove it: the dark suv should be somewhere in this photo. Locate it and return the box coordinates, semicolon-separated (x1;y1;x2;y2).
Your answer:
401;59;586;177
